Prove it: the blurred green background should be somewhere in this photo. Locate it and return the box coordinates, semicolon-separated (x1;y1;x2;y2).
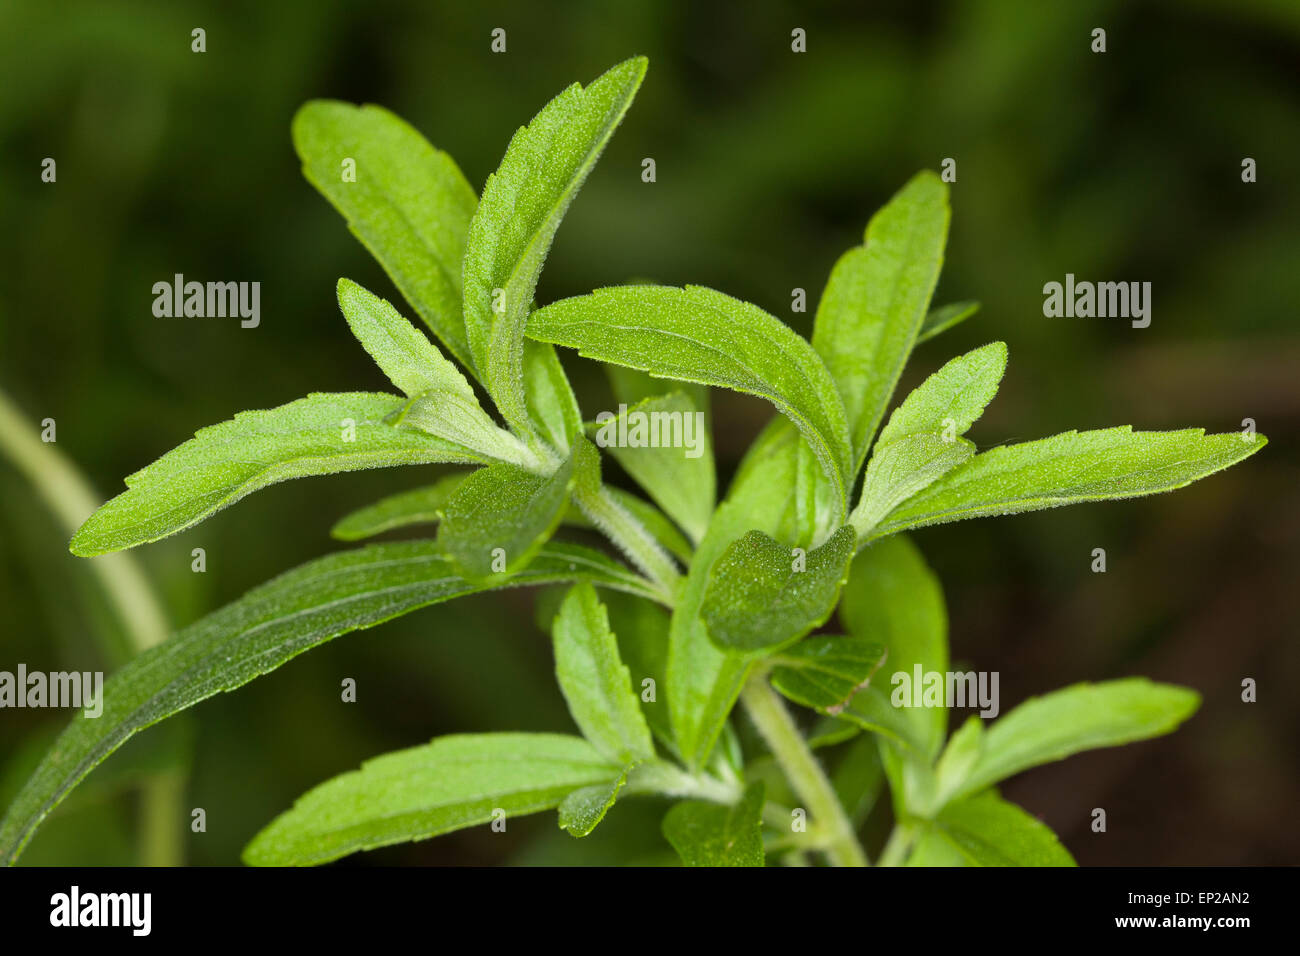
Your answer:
1;0;1296;865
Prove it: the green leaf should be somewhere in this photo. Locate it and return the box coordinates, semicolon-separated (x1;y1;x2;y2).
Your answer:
811;172;950;471
558;766;631;838
874;342;1007;448
929;716;985;813
871;427;1268;540
463;57;646;433
850;434;975;539
592;390;715;543
529;284;854;516
916;300;980;344
769;636;887;714
952;679;1201;801
701;527;856;653
292;100;478;369
437;456;575;582
662;781;765;867
667;420;803;768
244;733;621;865
0;540;661;865
388;389;539;469
907;792;1075;867
841;535;949;757
602;589;675;753
295;100;581;454
330;473;466;540
335;278;478;400
522;339;584;453
552;584;655;764
69;393;483;556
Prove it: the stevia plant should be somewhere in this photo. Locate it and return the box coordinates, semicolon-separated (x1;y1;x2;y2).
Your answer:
0;56;1265;867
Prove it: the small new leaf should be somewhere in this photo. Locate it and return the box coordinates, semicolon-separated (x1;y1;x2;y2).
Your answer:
875;342;1007;448
850;433;975;538
701;526;855;653
336;278;477;400
557;766;631;838
662;781;765;867
437;456;575;581
769;636;887;714
331;474;466;540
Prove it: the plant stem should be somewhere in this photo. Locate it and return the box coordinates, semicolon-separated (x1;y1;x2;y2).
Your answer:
0;387;182;866
138;769;185;867
878;822;918;867
625;760;738;804
0;389;169;651
576;484;681;602
740;671;868;867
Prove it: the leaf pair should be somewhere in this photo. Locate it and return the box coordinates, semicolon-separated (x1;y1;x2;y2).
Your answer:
897;679;1200;866
246;583;660;861
836;536;1199;866
0;541;658;865
463;58;646;443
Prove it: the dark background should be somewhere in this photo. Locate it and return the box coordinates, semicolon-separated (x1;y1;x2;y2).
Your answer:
1;0;1296;865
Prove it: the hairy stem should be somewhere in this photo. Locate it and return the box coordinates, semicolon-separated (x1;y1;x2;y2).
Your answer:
740;672;868;867
575;483;681;602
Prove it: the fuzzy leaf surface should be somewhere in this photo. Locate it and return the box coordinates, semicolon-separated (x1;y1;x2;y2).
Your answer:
662;781;765;867
552;584;655;764
70;393;482;556
871;427;1268;540
463;57;646;431
245;733;620;865
292;101;478;368
530;284;853;515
